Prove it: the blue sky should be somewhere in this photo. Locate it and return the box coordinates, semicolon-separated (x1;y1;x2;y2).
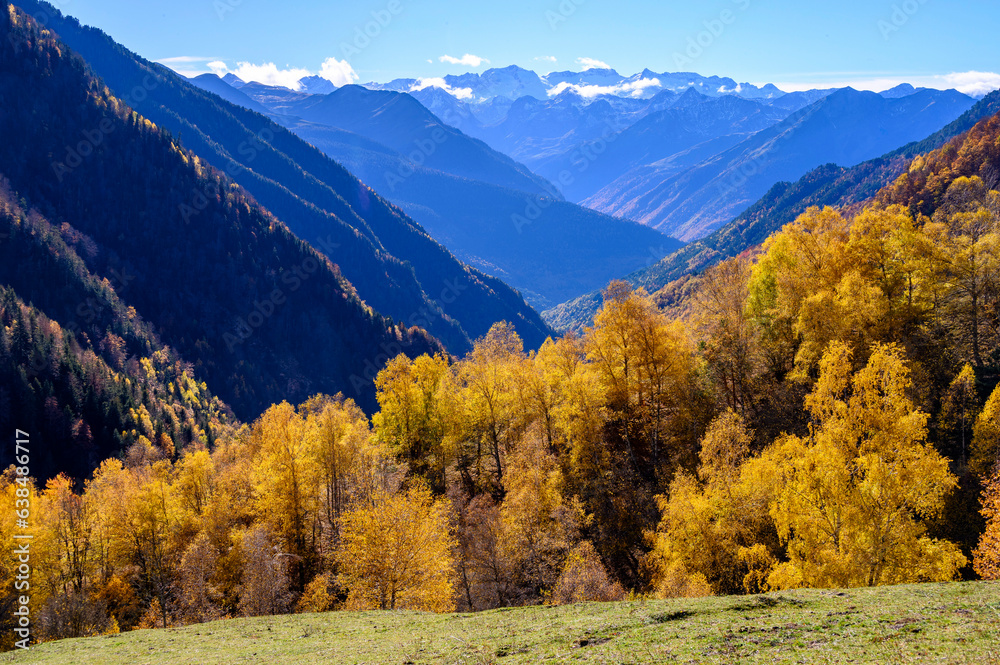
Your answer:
46;0;1000;94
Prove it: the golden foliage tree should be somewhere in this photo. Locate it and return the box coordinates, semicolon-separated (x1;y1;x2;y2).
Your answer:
303;395;378;560
296;573;333;613
845;205;930;340
84;458;182;628
250;401;321;588
971;382;1000;480
586;281;698;473
373;353;452;493
748;205;930;379
937;363;980;465
747;206;853;376
766;342;966;589
546;336;608;483
36;474;93;596
973;469;1000;579
552;540;624;605
500;435;586;595
0;469;39;650
453;322;528;496
922;177;1000;367
335;484;456;612
648;410;777;596
173;450;215;519
690;257;762;418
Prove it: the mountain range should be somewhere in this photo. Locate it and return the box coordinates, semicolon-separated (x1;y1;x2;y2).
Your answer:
0;0;454;481
193;75;681;309
366;66;792;105
543;88;1000;332
4;0;997;481
582;86;976;240
389;69;975;241
234;64;976;246
11;0;556;355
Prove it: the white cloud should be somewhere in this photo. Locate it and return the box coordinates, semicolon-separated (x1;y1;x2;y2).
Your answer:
171;69;216;78
410;77;474;100
155;56;221;78
157;56;216;64
206;61;312;90
940;71;1000;96
318;57;359;87
534;56;557;63
203;58;358;91
576;57;611;71
439;54;489;67
766;70;1000;97
548;77;661;99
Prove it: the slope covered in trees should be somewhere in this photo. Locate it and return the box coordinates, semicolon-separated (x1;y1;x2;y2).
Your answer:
11;0;551;351
0;3;438;421
0;183;235;480
4;71;1000;648
6;270;999;645
4;0;1000;652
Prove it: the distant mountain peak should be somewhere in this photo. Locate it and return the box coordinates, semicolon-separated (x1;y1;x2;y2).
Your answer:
878;83;931;99
222;72;246;88
673;86;708;105
298;75;337;95
738;82;785;99
488;64;534;74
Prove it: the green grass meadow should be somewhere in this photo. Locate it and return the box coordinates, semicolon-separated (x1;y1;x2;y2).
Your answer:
5;582;999;664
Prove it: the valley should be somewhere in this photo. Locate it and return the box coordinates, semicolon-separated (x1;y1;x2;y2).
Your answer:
1;1;999;661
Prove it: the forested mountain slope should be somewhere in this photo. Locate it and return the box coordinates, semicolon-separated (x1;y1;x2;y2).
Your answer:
0;3;439;426
544;90;1000;332
0;185;234;480
220;78;682;309
11;0;552;352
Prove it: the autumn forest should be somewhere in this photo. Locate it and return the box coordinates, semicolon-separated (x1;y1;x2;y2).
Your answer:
2;0;1000;654
6;151;1000;641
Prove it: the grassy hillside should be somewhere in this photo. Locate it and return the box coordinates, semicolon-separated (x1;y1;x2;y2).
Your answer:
9;582;999;664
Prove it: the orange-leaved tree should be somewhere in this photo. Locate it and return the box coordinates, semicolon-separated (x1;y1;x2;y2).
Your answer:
335;483;456;612
973;469;1000;579
766;342;966;589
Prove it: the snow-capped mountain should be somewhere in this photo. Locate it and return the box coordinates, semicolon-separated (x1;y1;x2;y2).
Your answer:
220;65;973;252
361;65;792;106
297;75;337;95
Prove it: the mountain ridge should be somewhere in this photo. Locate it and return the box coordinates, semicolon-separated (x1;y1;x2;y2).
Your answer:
211;74;683;309
11;0;554;354
542;88;1000;332
0;2;442;425
582;86;976;240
